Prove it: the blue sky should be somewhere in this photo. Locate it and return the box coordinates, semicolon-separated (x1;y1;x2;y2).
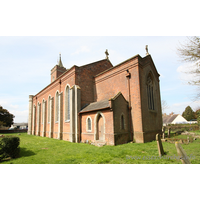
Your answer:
0;36;199;122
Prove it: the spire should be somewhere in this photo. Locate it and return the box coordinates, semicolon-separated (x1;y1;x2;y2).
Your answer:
58;53;64;68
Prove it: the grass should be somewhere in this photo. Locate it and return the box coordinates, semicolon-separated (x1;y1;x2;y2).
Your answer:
1;132;200;164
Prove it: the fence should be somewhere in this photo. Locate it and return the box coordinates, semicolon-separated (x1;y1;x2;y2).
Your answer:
0;129;27;134
165;124;199;132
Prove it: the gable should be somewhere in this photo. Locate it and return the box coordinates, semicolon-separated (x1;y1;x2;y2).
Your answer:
172;115;188;124
141;55;160;81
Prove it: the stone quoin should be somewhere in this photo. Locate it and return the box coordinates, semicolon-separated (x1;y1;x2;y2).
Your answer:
28;49;162;145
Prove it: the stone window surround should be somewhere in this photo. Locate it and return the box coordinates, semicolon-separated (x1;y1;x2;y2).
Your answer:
41;99;45;124
55;90;60;123
65;84;70;122
86;116;92;132
47;95;51;124
146;72;155;111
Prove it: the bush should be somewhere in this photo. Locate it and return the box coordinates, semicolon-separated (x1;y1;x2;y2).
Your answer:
0;136;20;161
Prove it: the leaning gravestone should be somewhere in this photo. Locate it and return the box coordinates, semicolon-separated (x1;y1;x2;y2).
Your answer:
156;133;165;157
175;142;191;164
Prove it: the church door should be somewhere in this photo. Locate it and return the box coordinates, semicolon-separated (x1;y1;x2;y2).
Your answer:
97;115;104;141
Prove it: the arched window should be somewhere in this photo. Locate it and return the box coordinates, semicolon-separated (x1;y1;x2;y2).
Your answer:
65;85;70;121
121;114;125;130
55;91;59;122
37;102;40;127
147;73;155;110
87;117;92;132
48;96;51;123
42;99;45;124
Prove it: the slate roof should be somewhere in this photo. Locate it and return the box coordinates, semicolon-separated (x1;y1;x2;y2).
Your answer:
80;100;110;113
163;114;179;124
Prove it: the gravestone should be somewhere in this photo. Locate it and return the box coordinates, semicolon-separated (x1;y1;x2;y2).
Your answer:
162;127;165;134
156;133;165;157
187;137;190;143
168;128;171;138
175;142;191;164
162;132;165;139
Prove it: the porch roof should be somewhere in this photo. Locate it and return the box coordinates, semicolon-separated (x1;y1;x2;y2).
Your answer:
79;100;110;113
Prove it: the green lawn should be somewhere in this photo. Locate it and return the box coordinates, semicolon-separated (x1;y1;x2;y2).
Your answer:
1;132;200;164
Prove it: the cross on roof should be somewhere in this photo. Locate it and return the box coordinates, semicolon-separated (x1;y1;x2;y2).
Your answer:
105;49;109;59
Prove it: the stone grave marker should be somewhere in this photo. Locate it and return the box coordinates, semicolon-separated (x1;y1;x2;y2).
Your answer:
175;142;191;164
168;128;171;138
156;133;165;157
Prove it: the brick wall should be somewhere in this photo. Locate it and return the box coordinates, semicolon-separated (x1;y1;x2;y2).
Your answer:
111;93;130;144
94;55;162;143
139;55;162;142
94;55;143;142
80;109;114;145
76;59;113;108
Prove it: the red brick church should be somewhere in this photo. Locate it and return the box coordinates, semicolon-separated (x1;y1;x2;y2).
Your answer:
28;48;162;145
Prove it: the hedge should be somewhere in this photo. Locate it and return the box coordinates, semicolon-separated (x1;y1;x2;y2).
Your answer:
0;136;20;161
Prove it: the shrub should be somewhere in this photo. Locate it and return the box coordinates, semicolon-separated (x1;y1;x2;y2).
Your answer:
0;136;20;161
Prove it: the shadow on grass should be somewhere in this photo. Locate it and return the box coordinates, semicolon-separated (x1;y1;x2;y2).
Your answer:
20;147;36;157
0;148;36;163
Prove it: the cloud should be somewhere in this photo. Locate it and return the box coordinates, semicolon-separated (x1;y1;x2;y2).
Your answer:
177;61;200;84
165;99;200;115
11;110;28;123
0;96;28;123
71;46;90;55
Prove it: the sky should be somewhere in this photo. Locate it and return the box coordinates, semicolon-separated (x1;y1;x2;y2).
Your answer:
0;36;200;122
0;1;199;123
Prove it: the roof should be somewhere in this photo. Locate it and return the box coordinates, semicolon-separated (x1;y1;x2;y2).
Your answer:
79;92;128;114
79;100;110;113
163;114;179;124
34;59;110;98
95;54;141;77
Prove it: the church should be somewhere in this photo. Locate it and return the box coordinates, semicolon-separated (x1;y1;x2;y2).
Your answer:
28;48;162;145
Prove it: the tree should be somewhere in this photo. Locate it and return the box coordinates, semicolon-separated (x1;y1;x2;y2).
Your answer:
0;106;15;127
177;36;200;87
161;100;169;114
182;106;195;121
196;110;200;125
194;107;200;119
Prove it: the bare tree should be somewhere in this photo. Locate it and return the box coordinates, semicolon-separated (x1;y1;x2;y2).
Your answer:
177;36;200;86
161;100;169;114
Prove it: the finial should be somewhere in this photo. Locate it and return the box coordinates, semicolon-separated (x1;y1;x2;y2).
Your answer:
58;53;64;68
105;49;109;59
145;45;149;56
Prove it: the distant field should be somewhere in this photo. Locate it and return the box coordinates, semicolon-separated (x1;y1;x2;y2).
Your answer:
1;132;200;164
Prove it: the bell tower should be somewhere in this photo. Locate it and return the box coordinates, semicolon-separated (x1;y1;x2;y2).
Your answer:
51;54;67;83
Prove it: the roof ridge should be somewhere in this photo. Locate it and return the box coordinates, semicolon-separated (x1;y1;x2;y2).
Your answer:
95;54;141;78
79;58;110;68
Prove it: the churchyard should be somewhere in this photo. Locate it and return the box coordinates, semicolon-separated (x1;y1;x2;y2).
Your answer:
1;131;200;164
